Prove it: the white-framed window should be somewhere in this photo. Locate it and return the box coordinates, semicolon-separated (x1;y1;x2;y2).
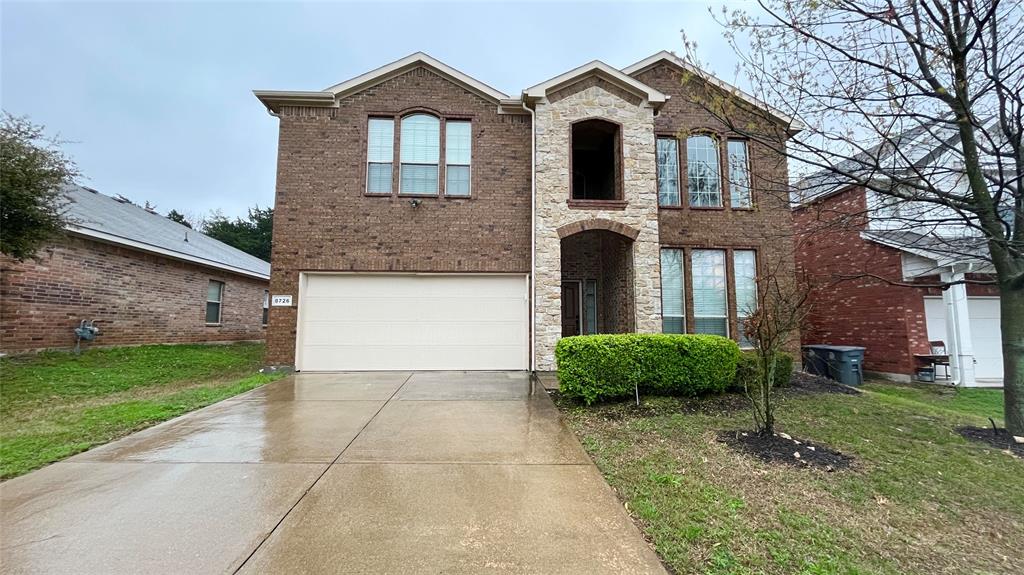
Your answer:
445;120;471;196
691;249;728;336
366;118;394;194
733;250;757;348
687;135;722;207
660;249;685;333
206;280;224;324
728;140;751;208
262;289;270;326
400;114;440;195
657;137;680;207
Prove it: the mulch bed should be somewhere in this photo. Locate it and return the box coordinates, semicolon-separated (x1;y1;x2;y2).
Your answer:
717;430;854;471
957;426;1024;456
787;371;862;395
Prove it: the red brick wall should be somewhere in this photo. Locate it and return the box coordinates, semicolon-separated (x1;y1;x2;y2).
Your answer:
793;187;931;375
266;66;532;365
631;63;798;350
1;235;268;353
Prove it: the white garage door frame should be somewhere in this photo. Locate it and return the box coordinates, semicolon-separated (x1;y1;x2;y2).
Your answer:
923;295;1003;381
295;272;530;372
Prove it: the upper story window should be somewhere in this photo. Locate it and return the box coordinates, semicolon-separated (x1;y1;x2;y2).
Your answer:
366;118;394;194
400;114;440;195
571;119;621;201
657;137;681;207
727;140;751;208
445;120;471;197
687;135;722;207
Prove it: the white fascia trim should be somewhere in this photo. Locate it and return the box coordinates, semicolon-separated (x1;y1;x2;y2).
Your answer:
253;90;337;113
523;60;668;105
66;226;271;281
323;52;509;103
860;231;991;271
623;50;805;132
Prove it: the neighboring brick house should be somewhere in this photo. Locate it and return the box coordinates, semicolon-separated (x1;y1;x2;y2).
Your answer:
794;134;1001;386
0;185;271;353
254;51;799;371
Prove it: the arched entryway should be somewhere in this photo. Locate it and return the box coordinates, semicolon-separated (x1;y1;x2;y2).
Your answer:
558;225;636;336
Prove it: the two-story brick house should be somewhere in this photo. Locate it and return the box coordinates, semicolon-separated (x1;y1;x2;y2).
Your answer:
255;51;799;371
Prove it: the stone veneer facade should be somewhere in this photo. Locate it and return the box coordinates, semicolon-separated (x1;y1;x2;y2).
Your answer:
533;80;663;370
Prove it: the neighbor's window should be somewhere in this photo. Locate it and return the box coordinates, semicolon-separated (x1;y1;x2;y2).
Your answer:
400;114;440;195
445;120;471;196
571;119;621;201
262;289;270;326
583;279;598;335
691;249;728;336
733;250;757;347
687;135;722;207
366;118;394;194
657;138;681;207
206;280;224;324
728;140;751;208
660;249;685;333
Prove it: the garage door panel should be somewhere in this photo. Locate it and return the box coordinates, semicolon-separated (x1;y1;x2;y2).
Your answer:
298;274;528;371
923;297;1002;380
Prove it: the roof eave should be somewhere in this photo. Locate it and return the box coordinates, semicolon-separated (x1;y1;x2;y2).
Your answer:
253;90;337;114
66;225;271;281
523;61;668;109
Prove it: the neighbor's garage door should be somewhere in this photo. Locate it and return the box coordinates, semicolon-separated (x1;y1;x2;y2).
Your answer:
924;296;1003;380
296;274;529;371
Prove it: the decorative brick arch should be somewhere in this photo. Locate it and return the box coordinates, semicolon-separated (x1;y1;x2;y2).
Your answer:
556;218;640;241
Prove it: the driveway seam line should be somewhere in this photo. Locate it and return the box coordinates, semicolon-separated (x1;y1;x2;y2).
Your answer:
231;371;413;574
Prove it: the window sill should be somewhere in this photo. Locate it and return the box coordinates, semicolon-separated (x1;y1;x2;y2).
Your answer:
398;193;441;199
689;205;726;211
205;323;222;327
730;206;755;211
364;192;393;198
567;199;628;210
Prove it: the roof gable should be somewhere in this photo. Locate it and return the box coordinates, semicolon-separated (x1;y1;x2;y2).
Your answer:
255;52;509;112
622;51;803;132
523;60;667;107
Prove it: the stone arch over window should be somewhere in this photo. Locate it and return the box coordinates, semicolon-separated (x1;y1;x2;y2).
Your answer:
556;218;640;241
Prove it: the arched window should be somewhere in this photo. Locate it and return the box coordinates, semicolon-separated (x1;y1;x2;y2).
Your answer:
687;134;721;207
571;119;622;201
400;114;440;195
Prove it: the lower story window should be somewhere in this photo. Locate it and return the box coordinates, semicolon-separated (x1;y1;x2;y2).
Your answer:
660;249;685;333
733;250;757;347
262;289;270;326
691;249;728;336
206;280;224;324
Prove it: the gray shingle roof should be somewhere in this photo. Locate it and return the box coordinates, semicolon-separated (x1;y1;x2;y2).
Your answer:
61;184;270;279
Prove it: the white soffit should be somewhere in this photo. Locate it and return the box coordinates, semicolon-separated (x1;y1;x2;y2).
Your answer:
324;52;510;103
522;60;668;106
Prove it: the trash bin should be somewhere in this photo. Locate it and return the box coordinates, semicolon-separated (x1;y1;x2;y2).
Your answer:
821;345;865;386
801;345;829;376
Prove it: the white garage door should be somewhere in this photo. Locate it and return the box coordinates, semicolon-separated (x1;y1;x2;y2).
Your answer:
297;274;529;371
923;296;1003;380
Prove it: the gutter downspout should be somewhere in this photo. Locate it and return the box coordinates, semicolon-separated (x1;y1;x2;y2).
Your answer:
522;97;537;372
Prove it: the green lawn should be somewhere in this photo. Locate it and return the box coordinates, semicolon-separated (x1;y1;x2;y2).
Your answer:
556;381;1022;575
0;343;282;480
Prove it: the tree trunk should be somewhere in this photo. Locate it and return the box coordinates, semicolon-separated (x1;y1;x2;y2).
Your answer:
1001;286;1024;435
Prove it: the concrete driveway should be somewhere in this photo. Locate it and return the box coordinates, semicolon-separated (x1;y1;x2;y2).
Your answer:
0;371;665;574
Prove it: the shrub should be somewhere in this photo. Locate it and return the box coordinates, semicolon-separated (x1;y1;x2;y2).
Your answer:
555;334;741;404
732;350;795;392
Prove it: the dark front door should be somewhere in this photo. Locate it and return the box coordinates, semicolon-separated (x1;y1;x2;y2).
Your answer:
562;282;581;336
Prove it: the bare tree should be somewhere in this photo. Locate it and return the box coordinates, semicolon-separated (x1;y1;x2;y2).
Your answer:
741;258;811;436
679;0;1023;434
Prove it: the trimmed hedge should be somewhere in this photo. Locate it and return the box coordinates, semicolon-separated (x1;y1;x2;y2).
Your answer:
732;350;795;392
555;334;741;404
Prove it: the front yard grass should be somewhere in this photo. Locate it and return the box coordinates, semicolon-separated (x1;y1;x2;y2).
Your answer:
556;381;1022;575
0;342;282;480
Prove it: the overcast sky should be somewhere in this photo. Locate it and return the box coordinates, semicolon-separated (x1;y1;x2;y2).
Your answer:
2;1;744;220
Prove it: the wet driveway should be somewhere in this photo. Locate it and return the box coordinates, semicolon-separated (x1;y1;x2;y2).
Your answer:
0;371;665;574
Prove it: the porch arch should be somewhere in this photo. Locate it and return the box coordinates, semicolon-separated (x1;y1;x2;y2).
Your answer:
556;218;640;241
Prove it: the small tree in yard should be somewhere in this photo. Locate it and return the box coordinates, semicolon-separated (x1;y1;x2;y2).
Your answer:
0;112;78;260
681;0;1024;435
742;261;811;436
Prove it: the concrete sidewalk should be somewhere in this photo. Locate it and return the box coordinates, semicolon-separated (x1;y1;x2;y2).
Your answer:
0;371;666;574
